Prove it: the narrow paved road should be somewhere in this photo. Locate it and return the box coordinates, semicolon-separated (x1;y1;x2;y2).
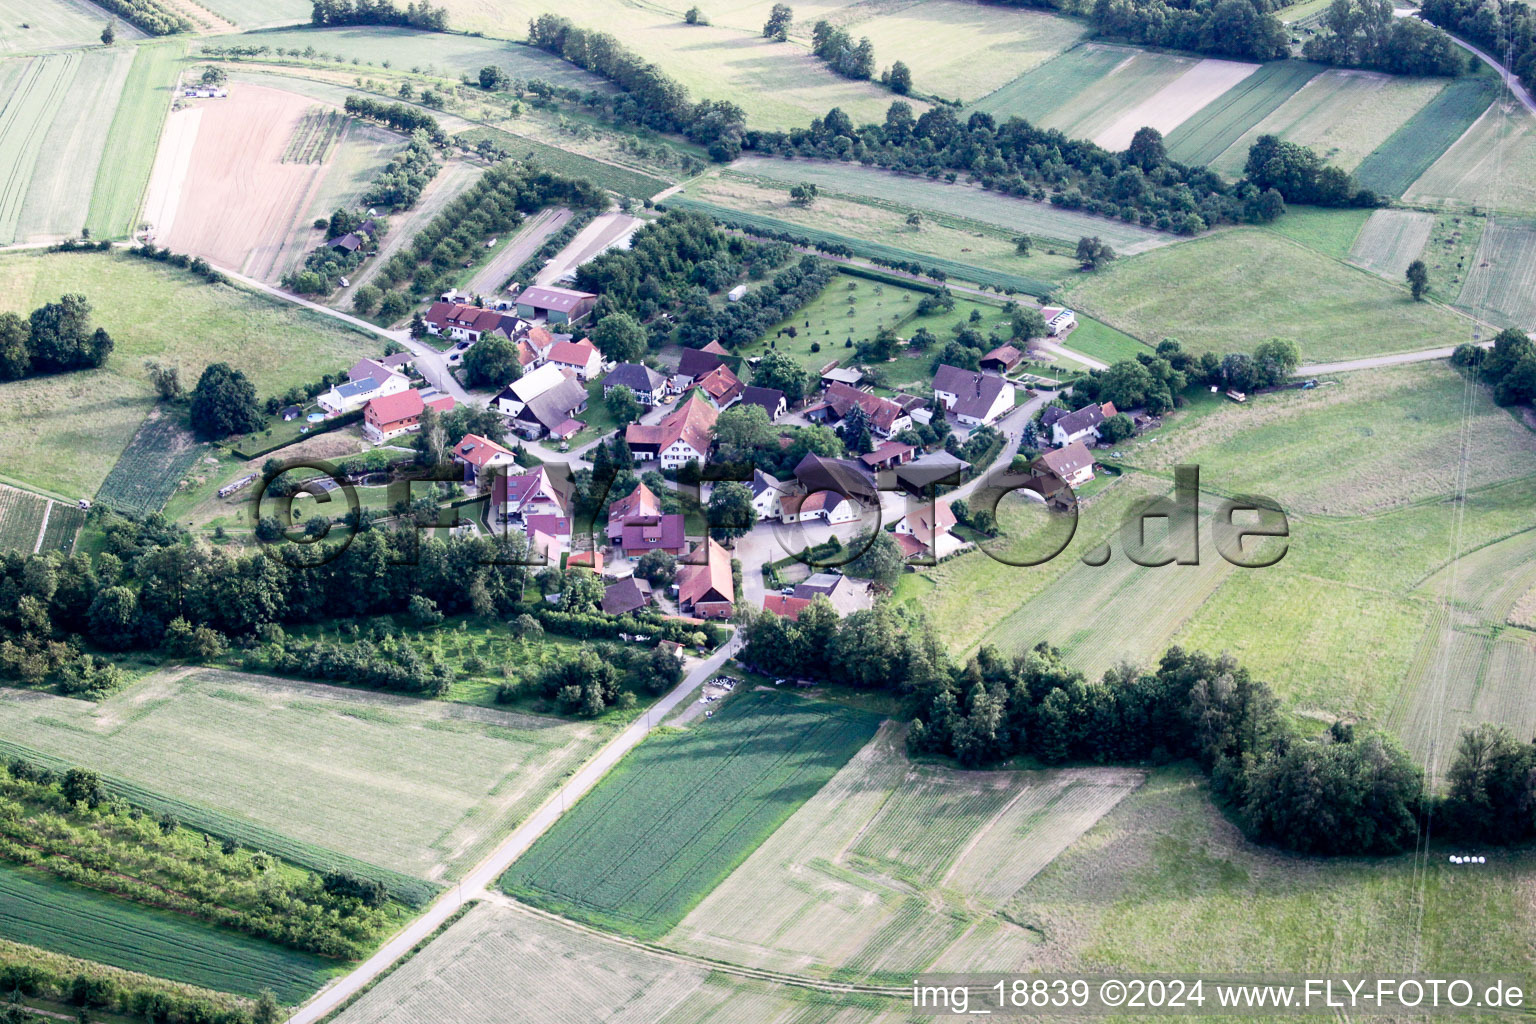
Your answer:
1402;10;1536;114
285;636;740;1024
1295;339;1496;376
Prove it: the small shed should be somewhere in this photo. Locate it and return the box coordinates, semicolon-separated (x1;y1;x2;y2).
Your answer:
727;284;748;302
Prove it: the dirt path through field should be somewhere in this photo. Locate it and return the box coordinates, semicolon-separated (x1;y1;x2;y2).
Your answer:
534;211;643;285
462;206;572;297
1094;58;1259;151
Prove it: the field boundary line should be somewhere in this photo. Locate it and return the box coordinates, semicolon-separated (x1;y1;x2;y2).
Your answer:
32;501;51;555
482;892;911;998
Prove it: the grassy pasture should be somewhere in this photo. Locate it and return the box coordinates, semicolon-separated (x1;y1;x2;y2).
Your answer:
667;722;1142;981
0;249;377;498
1208;69;1446;177
86;40;187;239
1405;102;1536;216
0;863;331;1001
693;172;1083;284
502;689;881;939
15;47;135;244
1346;209;1435;282
1064;228;1478;361
0;484;46;553
454;126;668;197
1352;72;1499;198
0;52;79;244
0;0;143;51
1455;217;1536;330
195;0;310;28
731;157;1171;254
211;28;614;92
1014;765;1536;975
971;43;1132;123
1259;205;1368;259
94;410;205;515
1060;316;1146;363
0;667;610;883
1163;60;1321;168
666;195;1057;294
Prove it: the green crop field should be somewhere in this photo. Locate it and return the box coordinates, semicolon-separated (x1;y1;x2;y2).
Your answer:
95;410;206;515
1405;103;1536;216
1347;209;1435;282
1208;69;1447;177
13;47;135;244
666;196;1058;295
1260;205;1369;259
194;0;310;28
0;484;46;553
1034;49;1198;142
209;28;615;92
38;500;83;553
1353;72;1499;198
0;864;331;1001
1455;217;1536;329
730;157;1172;255
971;43;1133;123
85;39;187;240
0;52;80;244
0;0;143;52
0;667;611;883
454;126;668;198
0;249;378;498
502;690;881;939
1063;228;1478;361
1163;60;1322;168
693;172;1084;286
667;723;1143;981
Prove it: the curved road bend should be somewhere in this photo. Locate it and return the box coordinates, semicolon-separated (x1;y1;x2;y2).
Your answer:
285;636;741;1024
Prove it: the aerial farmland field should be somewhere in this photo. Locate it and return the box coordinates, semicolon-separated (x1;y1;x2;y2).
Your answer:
0;484;48;553
1346;209;1435;282
1352;72;1499;198
0;52;80;244
1064;228;1477;361
85;39;187;239
1162;59;1322;168
0;864;332;1001
666;723;1143;981
0;668;612;882
0;249;378;496
93;410;204;515
502;690;881;938
1206;69;1447;177
1454;217;1536;330
1405;102;1536;215
731;157;1171;254
971;43;1133;123
0;0;145;52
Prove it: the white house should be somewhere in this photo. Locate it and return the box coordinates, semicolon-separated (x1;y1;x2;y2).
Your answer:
750;469;791;521
1035;440;1096;488
545;339;603;381
1041;306;1077;336
625;393;717;469
495;362;570;417
931;364;1016;426
779;491;860;525
317;363;410;416
1042;402;1117;447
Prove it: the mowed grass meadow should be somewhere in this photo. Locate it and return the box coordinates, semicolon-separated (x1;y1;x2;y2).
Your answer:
86;39;186;239
1064;227;1477;361
1406;101;1536;216
502;690;881;939
0;863;332;1001
0;0;145;51
1456;217;1536;330
0;668;611;883
0;249;379;498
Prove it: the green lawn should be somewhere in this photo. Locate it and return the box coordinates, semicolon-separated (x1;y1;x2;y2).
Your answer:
0;250;380;498
501;689;881;939
0;863;332;1001
1064;227;1478;361
86;39;187;239
1060;316;1145;363
1259;206;1369;260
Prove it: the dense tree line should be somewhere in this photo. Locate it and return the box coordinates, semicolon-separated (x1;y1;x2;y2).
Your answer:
1245;135;1382;207
1422;0;1536;94
0;954;274;1024
810;20;875;80
377;160;603;303
1304;0;1468;74
93;0;191;35
125;244;226;284
0;762;394;958
0;295;113;383
1453;327;1536;405
746;111;1288;233
1091;0;1288;60
309;0;447;30
359;133;439;210
508;638;683;715
251;634;454;695
1068;338;1299;413
676;255;835;350
527;15;748;160
341;95;447;146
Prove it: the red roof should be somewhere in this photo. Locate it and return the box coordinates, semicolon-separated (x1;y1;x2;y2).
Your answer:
524;513;571;538
824;382;905;434
548;339;598;367
619;513;687;553
763;594;812;620
860;440;916;467
365;389;454;428
608;482;660;524
677;537;733;610
453;433;514;468
626;392;717;456
893;532;927;560
697;364;743;405
568;550;604;571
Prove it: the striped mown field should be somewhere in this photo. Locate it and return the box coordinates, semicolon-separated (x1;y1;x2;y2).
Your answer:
1353;72;1499;196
